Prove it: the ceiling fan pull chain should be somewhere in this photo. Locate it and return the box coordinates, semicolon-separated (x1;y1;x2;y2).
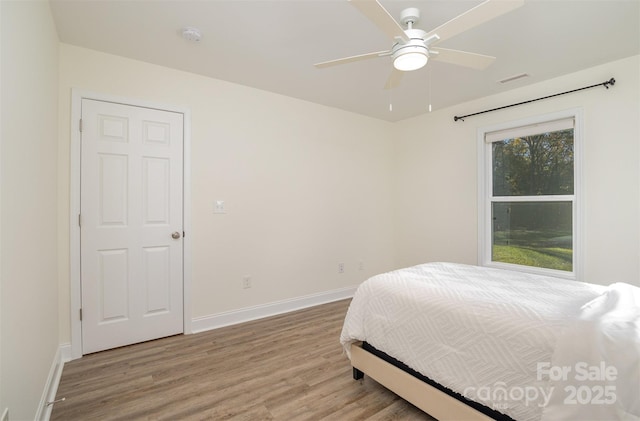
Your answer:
428;67;433;112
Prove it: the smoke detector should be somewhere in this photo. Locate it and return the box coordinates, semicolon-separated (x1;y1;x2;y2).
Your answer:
181;27;202;42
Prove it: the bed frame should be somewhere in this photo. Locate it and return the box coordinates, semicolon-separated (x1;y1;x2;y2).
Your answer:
350;342;513;421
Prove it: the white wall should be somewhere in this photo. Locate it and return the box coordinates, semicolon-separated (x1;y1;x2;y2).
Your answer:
57;46;640;349
394;55;640;287
58;44;396;343
0;1;3;417
1;1;60;419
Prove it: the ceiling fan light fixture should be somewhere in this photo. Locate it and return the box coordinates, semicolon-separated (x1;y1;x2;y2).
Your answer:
393;48;428;71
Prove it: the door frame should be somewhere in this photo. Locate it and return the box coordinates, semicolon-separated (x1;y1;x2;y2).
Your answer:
69;89;192;360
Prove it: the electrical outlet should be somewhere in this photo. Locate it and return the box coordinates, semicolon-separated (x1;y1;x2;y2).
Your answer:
338;263;344;274
242;276;251;289
213;200;226;214
358;260;364;271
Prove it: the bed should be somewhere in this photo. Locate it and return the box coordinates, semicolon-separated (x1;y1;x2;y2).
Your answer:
340;262;640;421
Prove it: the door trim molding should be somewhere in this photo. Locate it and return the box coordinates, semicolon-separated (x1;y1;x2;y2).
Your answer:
69;89;192;360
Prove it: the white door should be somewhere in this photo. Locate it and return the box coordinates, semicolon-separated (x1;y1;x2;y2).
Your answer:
80;99;184;354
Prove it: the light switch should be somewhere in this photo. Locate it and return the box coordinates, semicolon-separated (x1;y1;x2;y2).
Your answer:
214;200;226;214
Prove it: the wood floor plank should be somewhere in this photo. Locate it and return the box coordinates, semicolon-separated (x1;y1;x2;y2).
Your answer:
51;299;434;420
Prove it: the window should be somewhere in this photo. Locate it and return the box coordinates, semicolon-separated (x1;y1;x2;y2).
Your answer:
478;110;581;278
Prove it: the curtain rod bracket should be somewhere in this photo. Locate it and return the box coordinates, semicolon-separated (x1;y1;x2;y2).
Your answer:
453;77;616;122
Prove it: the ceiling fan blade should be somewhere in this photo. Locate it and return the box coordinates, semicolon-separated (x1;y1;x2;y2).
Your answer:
384;68;404;90
430;47;495;70
426;0;524;44
349;0;409;43
314;50;389;68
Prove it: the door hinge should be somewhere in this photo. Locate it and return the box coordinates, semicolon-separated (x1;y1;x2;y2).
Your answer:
79;118;83;133
183;231;185;238
78;214;81;227
79;308;83;321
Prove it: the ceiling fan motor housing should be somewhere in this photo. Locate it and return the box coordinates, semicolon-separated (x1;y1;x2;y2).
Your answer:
392;36;429;57
392;27;430;71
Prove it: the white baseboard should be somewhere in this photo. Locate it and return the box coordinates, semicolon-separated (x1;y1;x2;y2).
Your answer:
191;286;357;334
36;344;68;421
59;343;72;363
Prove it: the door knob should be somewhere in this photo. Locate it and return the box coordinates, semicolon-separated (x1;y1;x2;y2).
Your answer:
171;231;181;239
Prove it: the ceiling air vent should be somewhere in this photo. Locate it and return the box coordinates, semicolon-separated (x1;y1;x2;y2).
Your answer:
498;73;530;84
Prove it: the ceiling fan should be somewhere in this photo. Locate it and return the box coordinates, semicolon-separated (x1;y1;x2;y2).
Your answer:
314;0;524;89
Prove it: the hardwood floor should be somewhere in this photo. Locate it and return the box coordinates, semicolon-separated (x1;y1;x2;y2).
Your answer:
52;299;434;420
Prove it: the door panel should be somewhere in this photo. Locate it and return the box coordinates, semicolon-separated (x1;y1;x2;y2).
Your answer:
81;99;184;354
142;157;170;224
98;153;128;226
143;245;171;314
99;248;129;322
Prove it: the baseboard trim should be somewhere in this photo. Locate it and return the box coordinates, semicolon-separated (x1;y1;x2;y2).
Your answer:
59;343;72;363
191;286;357;334
36;344;68;421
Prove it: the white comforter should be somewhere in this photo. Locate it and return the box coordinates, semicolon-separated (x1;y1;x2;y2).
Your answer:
543;282;640;421
340;262;639;421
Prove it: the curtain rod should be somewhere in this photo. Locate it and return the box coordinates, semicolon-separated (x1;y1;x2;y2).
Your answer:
453;77;615;122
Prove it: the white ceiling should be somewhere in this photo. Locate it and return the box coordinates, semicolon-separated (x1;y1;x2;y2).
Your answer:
49;0;640;122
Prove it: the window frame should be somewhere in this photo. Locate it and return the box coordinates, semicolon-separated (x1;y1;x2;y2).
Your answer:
477;108;583;280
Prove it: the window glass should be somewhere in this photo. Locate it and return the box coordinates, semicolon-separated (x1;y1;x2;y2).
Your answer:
492;129;574;196
491;201;572;271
